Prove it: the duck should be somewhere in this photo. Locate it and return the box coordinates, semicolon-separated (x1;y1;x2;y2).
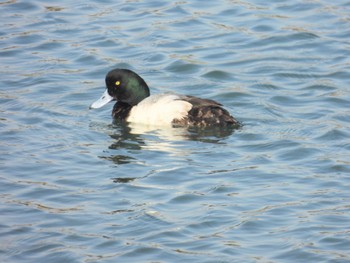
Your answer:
90;68;240;128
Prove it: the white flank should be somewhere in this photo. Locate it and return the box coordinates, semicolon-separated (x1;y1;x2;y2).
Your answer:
127;94;192;126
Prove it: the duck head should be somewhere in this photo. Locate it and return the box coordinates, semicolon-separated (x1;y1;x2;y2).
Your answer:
90;68;150;109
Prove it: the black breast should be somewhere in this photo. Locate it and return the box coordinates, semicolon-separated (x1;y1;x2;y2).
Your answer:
112;102;133;121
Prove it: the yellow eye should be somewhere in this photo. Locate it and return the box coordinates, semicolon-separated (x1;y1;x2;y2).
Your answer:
115;81;121;86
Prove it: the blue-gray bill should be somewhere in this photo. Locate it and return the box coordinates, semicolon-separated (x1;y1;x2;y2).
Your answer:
89;89;114;109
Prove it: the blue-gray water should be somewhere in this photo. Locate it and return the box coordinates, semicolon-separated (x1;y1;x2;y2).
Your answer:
1;0;350;262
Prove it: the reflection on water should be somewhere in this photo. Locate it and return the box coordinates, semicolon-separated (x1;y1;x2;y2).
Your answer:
109;124;145;151
100;154;137;165
119;120;237;142
95;121;237;168
2;0;350;262
112;177;139;183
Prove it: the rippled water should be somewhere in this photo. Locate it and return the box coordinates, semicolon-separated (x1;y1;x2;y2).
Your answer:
1;0;350;262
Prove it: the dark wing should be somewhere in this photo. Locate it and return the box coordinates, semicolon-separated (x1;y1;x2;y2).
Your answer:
174;95;240;127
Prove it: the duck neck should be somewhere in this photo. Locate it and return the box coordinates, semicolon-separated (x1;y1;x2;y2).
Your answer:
112;101;133;120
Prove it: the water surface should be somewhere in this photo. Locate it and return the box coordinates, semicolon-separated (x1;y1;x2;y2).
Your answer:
1;0;350;262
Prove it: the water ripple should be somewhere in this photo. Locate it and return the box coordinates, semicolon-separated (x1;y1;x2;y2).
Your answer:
1;0;350;262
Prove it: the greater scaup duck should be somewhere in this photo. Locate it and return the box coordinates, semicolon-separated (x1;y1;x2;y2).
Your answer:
90;69;240;128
